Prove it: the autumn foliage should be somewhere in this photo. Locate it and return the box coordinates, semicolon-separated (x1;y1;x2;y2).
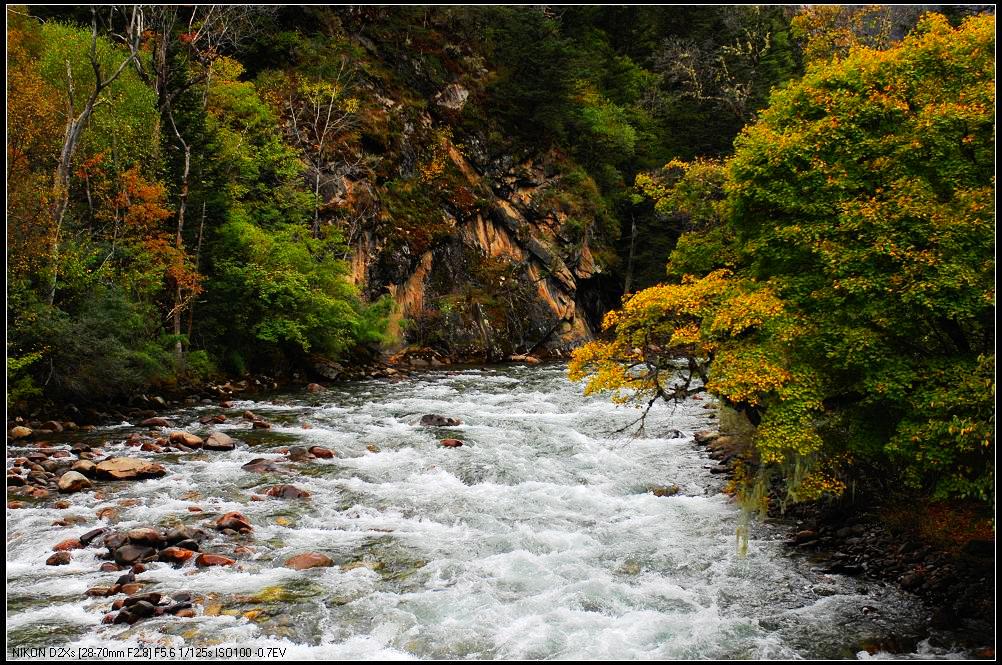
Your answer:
572;13;995;504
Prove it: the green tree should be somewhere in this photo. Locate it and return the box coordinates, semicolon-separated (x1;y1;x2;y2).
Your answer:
572;13;995;505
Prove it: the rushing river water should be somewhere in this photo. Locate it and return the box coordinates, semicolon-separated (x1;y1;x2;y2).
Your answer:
7;364;961;659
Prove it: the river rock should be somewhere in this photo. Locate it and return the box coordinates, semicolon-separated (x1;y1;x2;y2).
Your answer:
10;426;33;440
165;526;204;544
57;471;92;493
95;458;167;480
241;458;281;473
127;527;163;547
141;417;171;427
419;414;462;427
440;439;464;448
169;431;203;447
285;552;334;570
53;538;82;551
693;430;720;445
287;446;311;462
195;553;236;567
252;420;271;429
242;410;257;421
215;512;252;532
308;446;335;459
159;547;196;565
79;528;108;547
265;484;311;499
103;532;129;550
46;551;71;566
650;484;680;497
306;383;324;393
204;431;236;451
71;460;96;475
114;545;156;565
41;420;64;432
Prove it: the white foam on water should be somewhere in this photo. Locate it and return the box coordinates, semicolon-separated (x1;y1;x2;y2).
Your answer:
6;364;952;659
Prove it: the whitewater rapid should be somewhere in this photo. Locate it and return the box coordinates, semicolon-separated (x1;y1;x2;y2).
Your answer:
6;364;949;659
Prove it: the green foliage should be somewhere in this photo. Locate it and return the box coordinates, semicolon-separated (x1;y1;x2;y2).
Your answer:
575;14;995;505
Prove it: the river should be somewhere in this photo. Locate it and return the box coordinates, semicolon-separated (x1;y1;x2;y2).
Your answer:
6;364;960;659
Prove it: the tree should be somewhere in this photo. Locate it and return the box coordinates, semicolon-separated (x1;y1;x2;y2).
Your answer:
571;13;995;505
43;6;143;304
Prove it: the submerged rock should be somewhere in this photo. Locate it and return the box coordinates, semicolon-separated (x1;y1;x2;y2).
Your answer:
440;438;464;448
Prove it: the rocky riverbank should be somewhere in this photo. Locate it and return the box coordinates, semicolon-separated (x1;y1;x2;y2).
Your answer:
692;428;995;658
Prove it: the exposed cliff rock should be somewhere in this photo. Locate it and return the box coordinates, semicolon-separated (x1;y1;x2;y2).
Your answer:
348;141;603;361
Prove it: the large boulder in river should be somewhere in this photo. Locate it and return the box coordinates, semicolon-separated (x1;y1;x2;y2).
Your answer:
419;414;462;427
204;431;236;451
95;458;167;481
57;471;92;493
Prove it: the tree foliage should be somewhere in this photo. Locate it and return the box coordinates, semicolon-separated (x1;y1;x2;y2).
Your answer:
572;13;995;504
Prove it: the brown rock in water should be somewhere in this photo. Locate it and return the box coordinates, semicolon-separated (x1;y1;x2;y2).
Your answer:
120;582;143;595
287;446;310;461
693;430;720;445
57;471;92;493
649;484;681;497
41;420;64;432
7;501;25;509
195;553;235;567
10;426;33;440
306;383;323;393
366;444;381;453
95;458;167;480
215;512;252;532
114;545;156;565
252;420;271;430
80;528;108;546
242;410;257;421
284;552;334;570
204;431;236;451
127;527;163;547
440;439;464;448
46;551;71;566
168;431;203;447
85;586;113;597
241;458;281;473
265;484;311;499
140;442;162;453
71;460;96;476
308;446;335;459
53;538;82;551
420;414;462;427
141;417;171;427
212;414;227;424
99;563;121;573
96;507;120;521
159;547;196;565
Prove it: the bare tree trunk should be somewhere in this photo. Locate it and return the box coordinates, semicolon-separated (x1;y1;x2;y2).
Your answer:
313;171;321;238
624;214;638;296
48;6;141;305
187;200;206;340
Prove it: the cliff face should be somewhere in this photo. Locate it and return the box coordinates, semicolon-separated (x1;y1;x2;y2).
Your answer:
318;45;621;361
349;138;602;360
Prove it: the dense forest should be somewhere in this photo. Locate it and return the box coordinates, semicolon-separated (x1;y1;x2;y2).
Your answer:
6;6;995;510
